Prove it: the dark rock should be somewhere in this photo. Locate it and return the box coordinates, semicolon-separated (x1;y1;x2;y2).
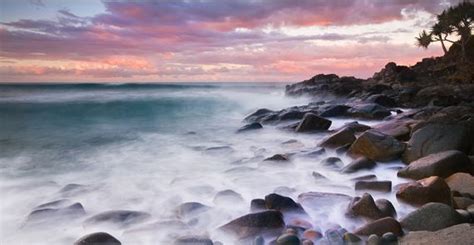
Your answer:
381;232;398;243
84;210;151;228
376;199;397;218
396;176;452;206
319;128;356;148
174;235;213;245
350;174;377;181
214;189;244;205
400;223;474;245
312;171;328;180
74;232;121;245
354;217;403;236
343;232;362;244
367;94;397;107
335;144;351;154
355;180;392;192
400;202;464;231
324;228;344;245
347;104;392;119
279;110;307;121
295;113;331;132
175;202;210;218
340;121;372;133
341;157;376;173
244;108;275;123
446;173;474;197
304;148;326;158
398;150;472;180
237;122;263;132
402;122;474;163
264;154;289;161
367;234;380;245
321;157;344;168
219;210;285;239
349;130;405;162
453;197;474;209
347;193;390;220
26;203;85;223
373;120;413;141
34;199;71;209
320;105;351;117
276;233;300;245
264;193;306;214
250;199;267;212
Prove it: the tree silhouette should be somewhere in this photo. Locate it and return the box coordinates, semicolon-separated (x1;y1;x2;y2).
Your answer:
416;1;473;60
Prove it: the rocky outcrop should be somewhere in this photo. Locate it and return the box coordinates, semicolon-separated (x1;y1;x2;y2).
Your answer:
396;176;453;206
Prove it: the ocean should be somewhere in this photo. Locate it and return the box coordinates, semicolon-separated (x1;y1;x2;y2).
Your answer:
0;83;410;244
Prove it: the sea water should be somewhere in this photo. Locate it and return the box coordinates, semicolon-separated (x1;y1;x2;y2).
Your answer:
0;83;412;244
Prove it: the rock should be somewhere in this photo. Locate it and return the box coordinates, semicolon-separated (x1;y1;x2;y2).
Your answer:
214;189;244;205
264;154;289;161
367;234;380;245
250;199;267;212
276;234;300;245
324;228;344;245
219;210;285;239
446;173;474;197
367;94;397;107
341;157;376;173
340;121;372;133
320;105;351;117
244;108;274;123
355;180;392;192
319;128;356;148
347;193;389;220
400;223;474;245
312;171;328;180
349;130;405;162
302;240;314;245
34;199;71;209
400;202;464;231
453;197;474;209
381;232;398;243
396;176;452;206
376;199;397;218
175;202;210;218
456;209;472;223
343;232;362;244
402;122;474;163
74;232;121;245
321;157;344;168
84;210;151;228
279;110;307;121
398;150;472;180
264;193;306;214
26;202;86;223
59;184;88;197
295;113;332;132
237;122;263;132
335;144;351;154
350;174;377;181
174;235;213;245
347;103;392;119
373;120;413;141
354;217;403;236
303;229;322;241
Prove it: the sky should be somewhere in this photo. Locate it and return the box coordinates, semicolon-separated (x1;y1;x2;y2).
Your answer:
0;0;464;83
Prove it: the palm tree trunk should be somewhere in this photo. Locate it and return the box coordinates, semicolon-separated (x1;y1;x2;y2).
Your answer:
438;34;448;54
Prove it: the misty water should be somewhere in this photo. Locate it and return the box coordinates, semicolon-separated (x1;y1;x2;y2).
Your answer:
0;83;413;244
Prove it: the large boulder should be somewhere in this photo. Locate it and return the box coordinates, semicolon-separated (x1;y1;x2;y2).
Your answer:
347;103;392;119
373;119;414;141
319;128;356;148
295;113;331;132
398;150;472;180
367;94;397;107
341;157;376;173
347;193;392;220
264;193;305;214
74;232;121;245
354;217;403;236
400;223;474;245
396;176;452;206
244;108;275;123
355;180;392;192
400;202;464;231
348;130;405;162
446;173;474;197
219;210;285;239
402;122;473;163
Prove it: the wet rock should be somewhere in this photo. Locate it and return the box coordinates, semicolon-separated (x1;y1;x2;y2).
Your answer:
237;122;263;132
264;193;306;214
321;157;344;169
396;176;452;206
276;233;300;245
350;174;377;181
319;128;356;148
347;103;392;119
312;171;328;180
347;193;389;220
304;148;326;158
335;143;351;154
250;199;267;212
341;157;376;173
340;121;372;133
34;199;71;209
367;234;380;245
373;120;413;141
376;199;397;218
400;223;474;245
354;217;403;236
84;210;151;228
295;113;331;132
264;154;289;161
244;108;275;123
348;130;405;162
279;110;307;121
397;150;472;180
174;235;213;245
343;232;362;244
320;105;351;117
367;94;397;107
402;122;474;163
26;202;85;223
74;232;121;245
400;202;463;231
453;197;474;209
214;189;244;205
219;210;285;239
456;209;472;223
303;229;322;241
446;173;474;197
381;232;398;243
355;180;392;192
175;202;210;218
